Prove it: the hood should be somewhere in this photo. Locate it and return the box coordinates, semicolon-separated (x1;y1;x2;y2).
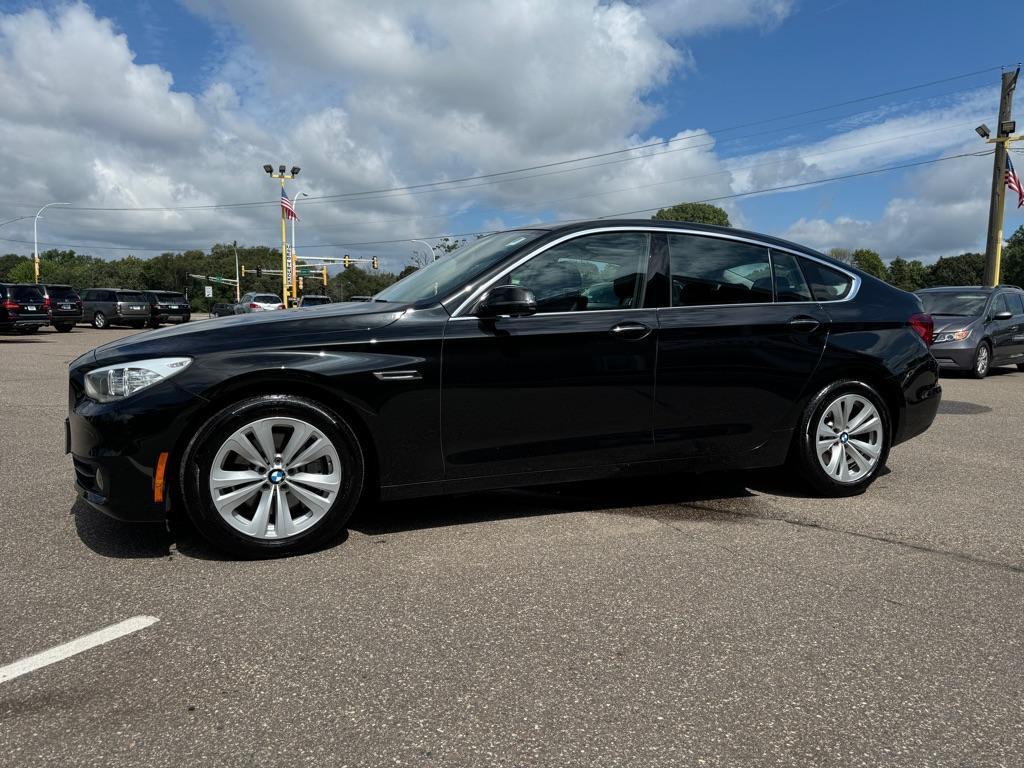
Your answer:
930;315;981;335
92;300;409;363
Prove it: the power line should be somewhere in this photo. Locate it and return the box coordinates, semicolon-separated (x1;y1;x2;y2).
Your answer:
0;65;1001;215
4;149;986;254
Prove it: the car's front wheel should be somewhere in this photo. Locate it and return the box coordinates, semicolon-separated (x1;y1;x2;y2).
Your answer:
971;342;991;379
180;395;365;558
794;380;890;497
92;311;107;329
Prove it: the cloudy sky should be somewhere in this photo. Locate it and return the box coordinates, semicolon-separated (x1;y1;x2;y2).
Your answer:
0;0;1021;269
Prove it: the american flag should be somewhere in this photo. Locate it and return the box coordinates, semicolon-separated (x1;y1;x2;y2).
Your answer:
281;190;299;220
1006;156;1024;208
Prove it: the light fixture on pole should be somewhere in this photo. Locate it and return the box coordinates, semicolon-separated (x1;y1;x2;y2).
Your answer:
263;164;301;302
33;202;70;284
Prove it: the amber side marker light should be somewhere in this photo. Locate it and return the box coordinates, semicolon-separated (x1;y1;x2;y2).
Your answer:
153;452;169;503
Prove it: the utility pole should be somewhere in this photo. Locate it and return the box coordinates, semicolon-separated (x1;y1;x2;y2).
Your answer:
983;68;1019;287
233;241;240;302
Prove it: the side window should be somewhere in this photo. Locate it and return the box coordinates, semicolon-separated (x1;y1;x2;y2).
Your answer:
505;232;650;313
667;234;771;306
990;293;1010;315
798;258;854;301
1011;293;1024;315
769;251;813;302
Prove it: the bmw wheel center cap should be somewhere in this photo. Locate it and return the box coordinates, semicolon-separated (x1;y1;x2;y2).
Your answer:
839;432;849;444
268;469;286;485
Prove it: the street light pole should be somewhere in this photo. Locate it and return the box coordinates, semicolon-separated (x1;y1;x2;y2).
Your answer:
263;164;301;303
410;239;436;266
291;191;308;303
33;202;70;284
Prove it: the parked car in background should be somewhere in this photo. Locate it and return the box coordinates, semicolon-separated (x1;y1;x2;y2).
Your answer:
143;290;191;328
67;220;941;557
1;283;48;333
211;302;237;317
38;284;82;332
80;288;152;329
235;293;285;313
297;295;332;307
915;285;1024;378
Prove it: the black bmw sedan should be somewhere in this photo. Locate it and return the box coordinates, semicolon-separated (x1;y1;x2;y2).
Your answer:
67;220;941;557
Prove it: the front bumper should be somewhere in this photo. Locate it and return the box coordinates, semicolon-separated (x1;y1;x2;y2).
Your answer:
928;342;976;371
67;373;205;523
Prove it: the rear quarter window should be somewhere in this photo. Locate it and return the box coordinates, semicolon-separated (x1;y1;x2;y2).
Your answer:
798;258;854;301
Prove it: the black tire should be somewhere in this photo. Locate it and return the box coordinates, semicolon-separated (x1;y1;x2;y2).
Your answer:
149;319;161;329
180;394;365;558
92;311;107;329
55;323;74;333
970;342;991;379
1016;363;1024;372
793;380;891;497
130;321;147;329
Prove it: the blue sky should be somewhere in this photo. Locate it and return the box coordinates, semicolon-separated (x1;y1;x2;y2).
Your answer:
0;0;1021;269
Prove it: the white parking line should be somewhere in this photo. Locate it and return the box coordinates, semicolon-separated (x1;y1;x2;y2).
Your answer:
0;615;159;684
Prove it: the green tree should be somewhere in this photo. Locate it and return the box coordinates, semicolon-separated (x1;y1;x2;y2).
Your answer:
886;257;928;291
1001;225;1024;287
851;249;888;280
652;202;730;226
827;247;853;265
926;253;984;287
330;265;399;299
0;253;28;280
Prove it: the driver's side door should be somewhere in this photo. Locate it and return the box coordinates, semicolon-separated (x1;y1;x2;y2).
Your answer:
440;231;659;479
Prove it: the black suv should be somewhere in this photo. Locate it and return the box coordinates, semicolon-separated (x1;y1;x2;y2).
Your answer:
38;284;83;332
143;290;192;328
916;285;1024;378
1;283;48;333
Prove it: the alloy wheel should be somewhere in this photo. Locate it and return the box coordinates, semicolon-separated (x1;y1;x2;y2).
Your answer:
208;416;343;540
976;345;989;377
814;393;884;484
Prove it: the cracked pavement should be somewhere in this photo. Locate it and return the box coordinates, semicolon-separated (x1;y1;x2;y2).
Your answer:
1;326;1022;767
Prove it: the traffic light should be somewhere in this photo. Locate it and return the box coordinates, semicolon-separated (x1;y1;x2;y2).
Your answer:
322;267;328;285
342;255;351;268
255;266;263;278
298;276;304;291
372;256;379;270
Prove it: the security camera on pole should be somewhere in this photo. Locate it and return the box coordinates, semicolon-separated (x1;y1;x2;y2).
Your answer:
263;164;301;302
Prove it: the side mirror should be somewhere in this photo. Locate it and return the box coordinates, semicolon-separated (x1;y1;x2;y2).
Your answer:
475;285;537;318
993;310;1013;321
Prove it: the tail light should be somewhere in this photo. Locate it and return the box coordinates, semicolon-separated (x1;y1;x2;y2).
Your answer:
909;313;933;346
277;304;286;310
249;303;260;309
43;297;52;310
2;299;18;311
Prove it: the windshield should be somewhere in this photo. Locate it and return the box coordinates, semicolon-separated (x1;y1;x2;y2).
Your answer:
301;296;331;305
46;285;78;299
157;292;186;301
254;294;281;303
373;230;547;304
918;291;987;316
117;291;146;302
11;285;44;302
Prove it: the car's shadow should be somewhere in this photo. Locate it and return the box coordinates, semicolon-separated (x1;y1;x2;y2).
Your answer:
73;469;829;561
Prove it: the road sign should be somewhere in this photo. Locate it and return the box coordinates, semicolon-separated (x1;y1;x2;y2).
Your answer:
204;286;213;298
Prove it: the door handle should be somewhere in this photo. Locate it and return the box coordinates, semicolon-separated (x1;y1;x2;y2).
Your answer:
789;316;820;332
609;321;652;340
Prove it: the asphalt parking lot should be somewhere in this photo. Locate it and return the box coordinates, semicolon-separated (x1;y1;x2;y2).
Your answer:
1;326;1022;767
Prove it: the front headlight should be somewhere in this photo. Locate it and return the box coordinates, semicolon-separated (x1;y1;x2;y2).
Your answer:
933;328;972;344
84;357;192;403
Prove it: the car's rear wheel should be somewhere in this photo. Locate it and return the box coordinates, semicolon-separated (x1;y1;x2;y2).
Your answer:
55;323;74;332
180;395;365;558
970;342;991;379
92;311;107;329
794;380;890;497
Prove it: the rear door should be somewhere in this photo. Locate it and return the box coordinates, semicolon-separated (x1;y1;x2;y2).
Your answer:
653;234;828;460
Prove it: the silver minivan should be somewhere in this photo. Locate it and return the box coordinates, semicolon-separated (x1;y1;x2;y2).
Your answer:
80;288;152;329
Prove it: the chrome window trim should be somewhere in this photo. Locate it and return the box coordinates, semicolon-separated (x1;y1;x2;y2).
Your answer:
448;226;860;318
